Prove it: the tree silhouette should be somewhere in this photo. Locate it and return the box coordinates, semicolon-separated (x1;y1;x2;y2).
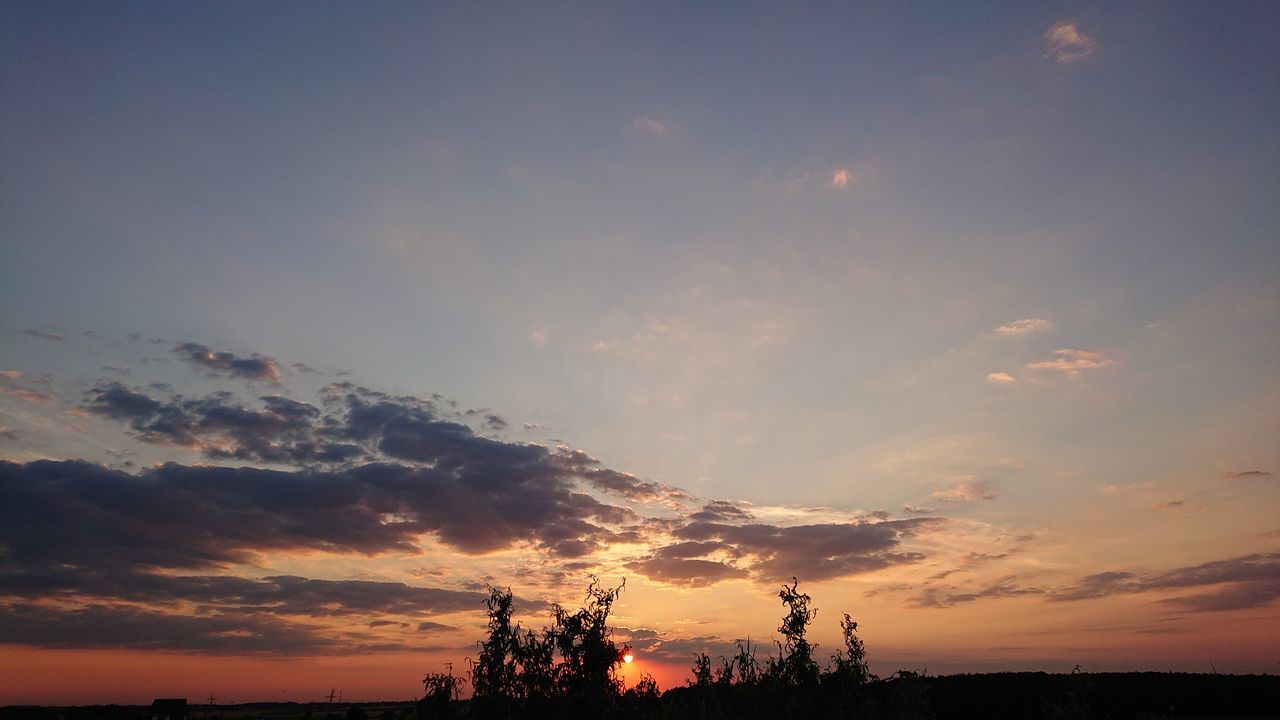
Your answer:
770;577;820;687
549;576;629;700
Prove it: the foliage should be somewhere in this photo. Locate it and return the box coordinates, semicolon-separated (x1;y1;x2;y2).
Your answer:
768;577;820;687
830;612;874;686
470;587;519;702
419;667;462;719
549;576;629;699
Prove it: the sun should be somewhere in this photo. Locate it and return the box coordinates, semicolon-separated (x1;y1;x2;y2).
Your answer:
623;654;634;664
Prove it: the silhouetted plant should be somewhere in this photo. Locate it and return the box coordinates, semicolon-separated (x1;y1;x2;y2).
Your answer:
514;626;557;702
689;652;713;688
419;667;461;719
729;637;761;685
470;586;520;703
549;576;629;700
830;612;873;686
770;578;820;687
627;672;660;701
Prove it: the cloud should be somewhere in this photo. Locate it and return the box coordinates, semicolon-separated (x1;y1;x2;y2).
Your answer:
1052;554;1280;611
0;454;652;569
910;582;1046;609
0;603;348;655
994;318;1051;336
1043;20;1095;64
1025;348;1115;377
172;342;282;382
0;566;489;619
1221;470;1274;481
22;329;63;342
632;115;666;134
82;383;688;513
5;388;52;403
986;371;1017;385
930;480;997;503
830;169;855;189
529;329;549;349
689;500;754;523
624;555;746;588
1152;500;1184;510
627;517;941;586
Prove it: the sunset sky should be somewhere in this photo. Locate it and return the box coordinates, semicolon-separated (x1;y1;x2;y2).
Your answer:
2;1;1279;705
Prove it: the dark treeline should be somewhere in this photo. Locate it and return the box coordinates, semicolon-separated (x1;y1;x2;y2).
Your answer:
413;576;1280;719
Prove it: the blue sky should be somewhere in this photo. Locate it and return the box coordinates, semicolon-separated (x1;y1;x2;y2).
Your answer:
1;1;1278;702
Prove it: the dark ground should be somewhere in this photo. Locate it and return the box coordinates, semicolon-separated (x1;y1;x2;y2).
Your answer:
4;673;1278;720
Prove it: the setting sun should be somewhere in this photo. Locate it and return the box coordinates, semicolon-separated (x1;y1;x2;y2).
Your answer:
623;654;634;664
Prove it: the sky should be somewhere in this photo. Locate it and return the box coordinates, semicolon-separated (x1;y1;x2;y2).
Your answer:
2;0;1279;705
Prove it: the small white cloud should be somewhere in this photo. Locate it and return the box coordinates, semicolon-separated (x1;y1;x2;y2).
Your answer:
986;371;1018;385
995;318;1051;336
1043;20;1095;64
1026;348;1115;377
830;168;855;189
632;115;666;134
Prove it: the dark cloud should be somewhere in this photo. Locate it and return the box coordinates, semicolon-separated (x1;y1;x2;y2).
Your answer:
85;382;362;464
0;567;487;617
0;603;410;655
626;518;941;587
690;500;753;522
1048;554;1280;611
173;342;282;382
0;458;645;573
22;329;63;342
1152;500;1184;510
83;382;692;512
1221;470;1274;481
484;414;508;430
624;557;746;588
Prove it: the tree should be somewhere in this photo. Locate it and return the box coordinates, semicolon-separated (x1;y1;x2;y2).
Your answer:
470;586;520;702
771;578;819;687
549;576;629;700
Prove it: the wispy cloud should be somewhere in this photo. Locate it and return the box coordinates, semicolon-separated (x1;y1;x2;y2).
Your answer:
1221;470;1274;481
1043;20;1095;64
632;115;666;134
1152;500;1184;510
986;371;1017;385
1026;348;1115;377
22;329;64;342
931;480;997;503
994;318;1051;336
830;168;855;189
